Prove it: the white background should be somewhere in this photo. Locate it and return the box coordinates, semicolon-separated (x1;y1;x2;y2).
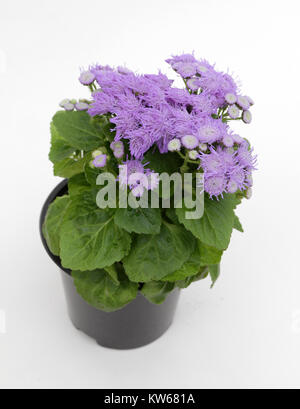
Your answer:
0;0;300;389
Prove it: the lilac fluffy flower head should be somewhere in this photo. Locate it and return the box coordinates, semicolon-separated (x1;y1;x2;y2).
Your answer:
119;159;158;196
205;175;227;199
181;135;199;150
197;118;226;144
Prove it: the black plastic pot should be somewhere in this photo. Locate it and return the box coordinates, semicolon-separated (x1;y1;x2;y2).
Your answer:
39;180;180;349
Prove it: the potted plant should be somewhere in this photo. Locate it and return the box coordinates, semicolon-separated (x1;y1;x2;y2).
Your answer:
40;53;256;349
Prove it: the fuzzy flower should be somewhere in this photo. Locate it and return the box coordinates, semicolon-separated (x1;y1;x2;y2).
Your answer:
187;78;200;91
232;134;244;145
173;62;198;78
227;180;238;194
181;135;199;150
205;175;227;198
197;118;226;144
236;146;257;170
223;134;235;148
117;66;132;75
237;96;251;111
228;105;240;119
79;71;96;85
225;93;237;105
93;154;107;168
242;110;252;124
200;149;225;175
119;159;158;196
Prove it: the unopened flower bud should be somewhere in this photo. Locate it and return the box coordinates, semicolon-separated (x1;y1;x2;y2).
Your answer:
75;102;89;111
225;93;237;105
199;143;208;152
228;105;240;120
64;103;75;112
237;96;251;111
189;150;199;160
93;154;107;168
181;135;198;150
168;138;181;152
79;71;96;85
92;150;103;158
246;188;253;200
223;135;234;148
242;110;252;124
59;99;70;108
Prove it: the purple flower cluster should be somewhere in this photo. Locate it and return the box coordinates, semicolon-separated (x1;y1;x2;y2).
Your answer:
200;143;256;198
79;54;256;199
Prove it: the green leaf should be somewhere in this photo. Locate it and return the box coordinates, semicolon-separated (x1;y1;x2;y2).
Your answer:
165;208;180;225
42;196;71;256
176;194;236;250
60;210;131;271
143;150;182;174
52;111;103;151
123;222;195;283
198;241;223;267
162;246;202;282
72;269;138;312
209;264;221;288
114;207;162;235
234;214;244;232
141;281;176;305
68;173;90;197
64;189;99;221
54;157;85;178
176;268;209;289
104;264;120;285
49;122;75;163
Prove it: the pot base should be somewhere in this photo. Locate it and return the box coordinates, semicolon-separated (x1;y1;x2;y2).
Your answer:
61;271;180;350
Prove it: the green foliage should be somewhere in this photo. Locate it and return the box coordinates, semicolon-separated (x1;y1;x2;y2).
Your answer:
42;196;71;256
54;157;86;178
144;150;182;174
161;246;202;282
114;207;162;235
72;269;138;312
123;222;195;283
141;281;176;304
198;241;223;266
234;214;244;232
52;111;104;151
49;123;75;163
60;210;132;271
209;264;221;287
43;110;247;311
176;194;238;250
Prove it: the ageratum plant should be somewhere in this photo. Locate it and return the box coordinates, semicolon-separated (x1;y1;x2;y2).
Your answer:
43;54;256;312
